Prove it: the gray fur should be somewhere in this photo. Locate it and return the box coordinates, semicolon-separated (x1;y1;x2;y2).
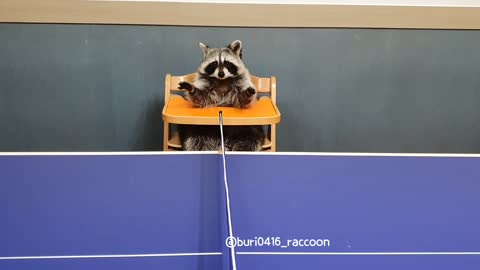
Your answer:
179;125;264;152
186;76;257;108
178;40;265;151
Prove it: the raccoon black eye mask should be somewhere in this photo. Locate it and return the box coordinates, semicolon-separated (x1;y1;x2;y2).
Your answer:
223;61;238;76
204;60;218;75
177;40;265;151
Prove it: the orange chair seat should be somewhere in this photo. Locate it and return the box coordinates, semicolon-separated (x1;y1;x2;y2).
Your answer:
162;95;281;125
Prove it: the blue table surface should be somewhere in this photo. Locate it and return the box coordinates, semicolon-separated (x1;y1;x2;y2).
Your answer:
1;153;479;269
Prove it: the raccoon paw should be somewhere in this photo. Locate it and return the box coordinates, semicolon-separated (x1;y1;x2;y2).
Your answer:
178;81;193;92
246;87;256;96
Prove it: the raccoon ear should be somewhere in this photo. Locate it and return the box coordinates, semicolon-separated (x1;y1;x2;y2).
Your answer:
228;40;242;57
199;42;209;57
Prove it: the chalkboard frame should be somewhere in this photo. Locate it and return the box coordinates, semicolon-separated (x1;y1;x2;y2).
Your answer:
0;0;479;29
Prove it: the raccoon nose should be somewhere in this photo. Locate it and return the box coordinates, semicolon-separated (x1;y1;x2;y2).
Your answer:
218;71;225;78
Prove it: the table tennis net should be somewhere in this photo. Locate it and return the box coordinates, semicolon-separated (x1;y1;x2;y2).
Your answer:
219;111;237;270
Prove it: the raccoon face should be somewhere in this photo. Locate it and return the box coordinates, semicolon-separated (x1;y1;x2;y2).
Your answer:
198;40;246;80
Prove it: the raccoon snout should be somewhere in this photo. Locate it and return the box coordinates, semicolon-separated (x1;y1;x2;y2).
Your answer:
218;71;225;78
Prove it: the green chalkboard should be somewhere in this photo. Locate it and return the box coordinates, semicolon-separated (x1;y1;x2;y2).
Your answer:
0;24;479;153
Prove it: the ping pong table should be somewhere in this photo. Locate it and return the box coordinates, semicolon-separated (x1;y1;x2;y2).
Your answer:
1;152;480;269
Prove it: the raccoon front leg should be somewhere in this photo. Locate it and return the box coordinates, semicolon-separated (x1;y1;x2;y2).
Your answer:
237;86;257;108
178;81;207;107
178;81;202;95
178;81;215;108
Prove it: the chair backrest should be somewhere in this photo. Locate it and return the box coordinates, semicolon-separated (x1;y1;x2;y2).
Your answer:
165;73;276;104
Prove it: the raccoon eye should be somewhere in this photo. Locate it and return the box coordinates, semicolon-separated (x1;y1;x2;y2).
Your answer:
223;61;238;75
205;61;218;75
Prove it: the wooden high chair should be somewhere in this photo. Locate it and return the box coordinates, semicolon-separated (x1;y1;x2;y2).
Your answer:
162;73;281;151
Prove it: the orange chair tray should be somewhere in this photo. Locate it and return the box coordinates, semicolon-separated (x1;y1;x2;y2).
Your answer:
162;95;281;125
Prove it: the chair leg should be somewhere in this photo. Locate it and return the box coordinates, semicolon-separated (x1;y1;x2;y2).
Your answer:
271;124;276;152
163;122;169;151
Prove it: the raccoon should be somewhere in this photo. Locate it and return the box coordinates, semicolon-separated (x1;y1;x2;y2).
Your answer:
177;40;265;151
